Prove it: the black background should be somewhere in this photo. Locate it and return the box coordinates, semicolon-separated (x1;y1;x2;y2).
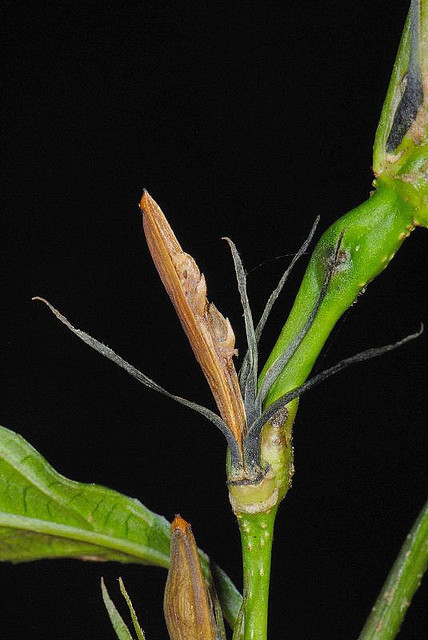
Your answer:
2;1;427;639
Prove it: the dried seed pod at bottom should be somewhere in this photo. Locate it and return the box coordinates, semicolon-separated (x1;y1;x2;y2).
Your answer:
164;515;218;640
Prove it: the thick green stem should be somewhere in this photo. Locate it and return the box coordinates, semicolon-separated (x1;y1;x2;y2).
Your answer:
237;507;277;640
229;408;297;639
358;499;428;640
259;181;416;406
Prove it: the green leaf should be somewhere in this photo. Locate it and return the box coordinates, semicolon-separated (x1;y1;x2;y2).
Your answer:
0;424;171;566
119;578;146;640
0;425;242;628
101;578;135;640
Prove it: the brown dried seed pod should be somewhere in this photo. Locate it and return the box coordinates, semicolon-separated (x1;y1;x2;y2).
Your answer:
164;515;218;640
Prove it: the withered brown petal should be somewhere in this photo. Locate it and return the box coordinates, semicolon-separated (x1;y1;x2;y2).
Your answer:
141;191;246;450
164;515;218;640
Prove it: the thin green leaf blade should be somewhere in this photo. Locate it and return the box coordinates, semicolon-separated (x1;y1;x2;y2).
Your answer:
101;578;135;640
119;577;146;640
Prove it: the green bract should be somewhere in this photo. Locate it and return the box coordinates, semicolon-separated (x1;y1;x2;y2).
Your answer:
101;578;146;640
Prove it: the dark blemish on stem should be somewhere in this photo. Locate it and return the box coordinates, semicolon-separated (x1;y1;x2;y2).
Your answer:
270;407;289;428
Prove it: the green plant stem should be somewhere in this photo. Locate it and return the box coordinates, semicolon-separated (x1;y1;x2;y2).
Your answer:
237;507;277;640
260;181;416;408
358;499;428;640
